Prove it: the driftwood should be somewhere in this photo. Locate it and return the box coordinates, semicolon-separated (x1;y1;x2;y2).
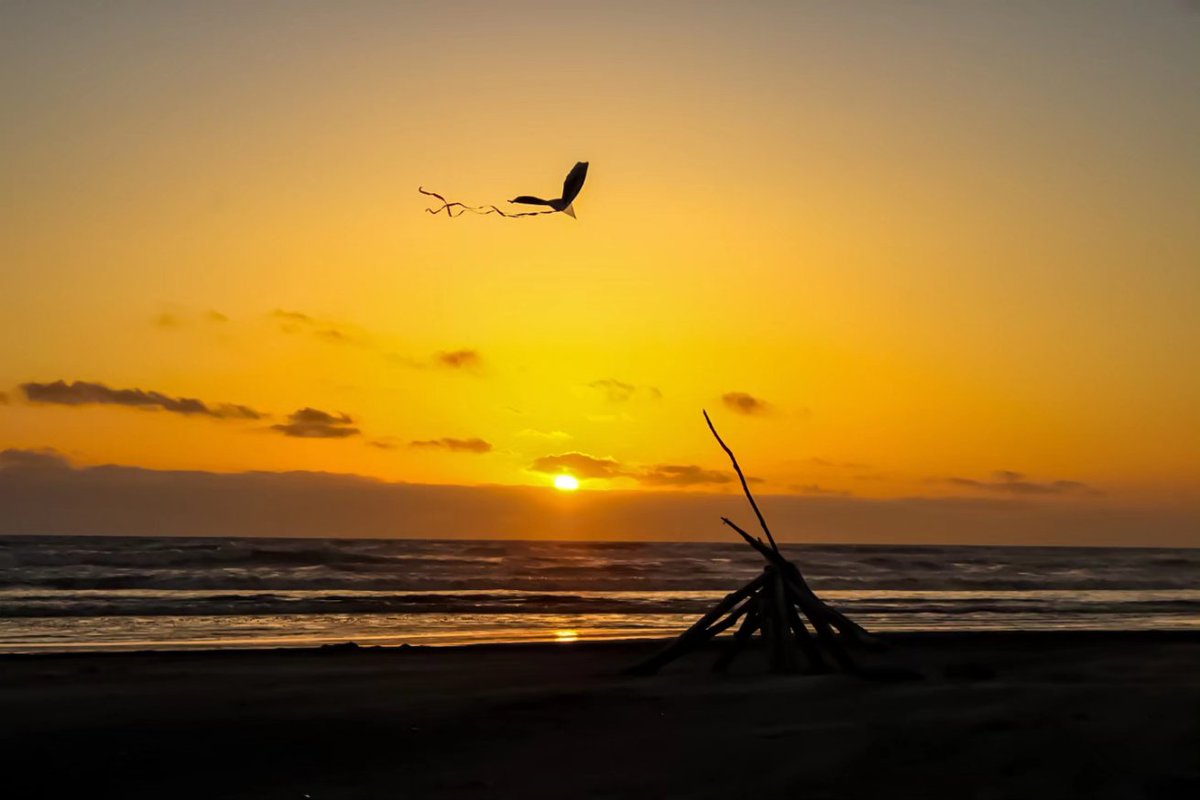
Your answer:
628;411;875;675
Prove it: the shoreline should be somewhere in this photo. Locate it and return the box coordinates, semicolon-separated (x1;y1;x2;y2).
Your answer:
4;630;1199;798
4;627;1200;660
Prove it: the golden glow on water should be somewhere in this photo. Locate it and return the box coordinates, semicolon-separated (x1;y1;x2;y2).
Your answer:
553;629;580;642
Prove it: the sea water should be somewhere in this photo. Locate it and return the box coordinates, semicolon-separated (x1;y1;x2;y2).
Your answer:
2;535;1198;652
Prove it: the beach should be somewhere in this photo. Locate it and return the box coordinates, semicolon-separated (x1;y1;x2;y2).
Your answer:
4;632;1199;799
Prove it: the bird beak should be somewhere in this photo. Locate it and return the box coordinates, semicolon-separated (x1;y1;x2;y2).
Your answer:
562;204;577;219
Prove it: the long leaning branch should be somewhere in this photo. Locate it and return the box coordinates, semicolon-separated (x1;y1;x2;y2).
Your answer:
703;409;781;554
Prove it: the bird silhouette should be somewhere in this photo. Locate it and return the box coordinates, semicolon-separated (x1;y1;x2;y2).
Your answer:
509;161;589;218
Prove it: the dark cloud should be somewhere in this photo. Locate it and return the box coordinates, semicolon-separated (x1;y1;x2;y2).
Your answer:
637;464;732;487
21;380;264;420
530;452;628;480
944;471;1098;496
153;312;180;329
270;408;359;439
436;349;482;370
410;437;492;454
589;378;662;402
0;448;71;471
721;391;770;416
206;310;229;323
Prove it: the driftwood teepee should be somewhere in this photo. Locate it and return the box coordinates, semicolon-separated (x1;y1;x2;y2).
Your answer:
630;411;873;676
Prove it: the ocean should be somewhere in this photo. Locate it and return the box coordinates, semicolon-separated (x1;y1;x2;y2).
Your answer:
2;535;1198;652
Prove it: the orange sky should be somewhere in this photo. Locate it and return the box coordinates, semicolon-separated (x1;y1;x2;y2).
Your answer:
2;2;1198;544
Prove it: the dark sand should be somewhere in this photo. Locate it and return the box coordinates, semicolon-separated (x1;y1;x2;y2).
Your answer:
3;632;1199;799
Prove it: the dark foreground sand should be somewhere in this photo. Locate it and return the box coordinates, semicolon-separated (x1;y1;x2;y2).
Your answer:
3;632;1199;799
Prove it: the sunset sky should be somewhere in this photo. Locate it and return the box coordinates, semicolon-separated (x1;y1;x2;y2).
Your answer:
2;2;1198;544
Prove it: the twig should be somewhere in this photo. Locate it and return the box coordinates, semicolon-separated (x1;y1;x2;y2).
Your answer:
704;410;780;554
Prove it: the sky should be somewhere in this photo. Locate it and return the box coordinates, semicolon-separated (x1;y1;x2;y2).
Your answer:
2;1;1198;544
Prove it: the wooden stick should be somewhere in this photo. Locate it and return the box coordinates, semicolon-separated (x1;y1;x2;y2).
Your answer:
704;410;780;554
758;571;782;672
713;600;761;672
627;573;767;675
723;515;870;635
772;567;799;672
784;581;857;672
707;596;754;639
723;517;787;568
725;515;867;665
782;592;827;672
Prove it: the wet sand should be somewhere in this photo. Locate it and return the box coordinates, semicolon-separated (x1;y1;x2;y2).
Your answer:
3;632;1199;799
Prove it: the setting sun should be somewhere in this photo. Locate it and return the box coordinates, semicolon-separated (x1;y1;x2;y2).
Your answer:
553;475;580;492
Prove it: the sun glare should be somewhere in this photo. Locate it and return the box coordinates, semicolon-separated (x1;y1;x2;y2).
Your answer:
553;474;580;491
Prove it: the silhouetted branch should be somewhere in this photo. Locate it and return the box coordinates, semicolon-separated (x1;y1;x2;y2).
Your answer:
713;600;761;672
627;573;767;675
704;409;780;554
721;517;780;566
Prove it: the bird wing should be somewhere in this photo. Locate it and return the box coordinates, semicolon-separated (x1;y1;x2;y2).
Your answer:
509;195;554;206
559;162;589;206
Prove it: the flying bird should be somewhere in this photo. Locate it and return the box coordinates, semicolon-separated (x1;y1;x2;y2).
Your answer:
509;161;589;218
419;161;589;219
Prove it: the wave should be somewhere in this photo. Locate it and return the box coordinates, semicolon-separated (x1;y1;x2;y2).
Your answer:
3;536;1199;595
4;587;1199;620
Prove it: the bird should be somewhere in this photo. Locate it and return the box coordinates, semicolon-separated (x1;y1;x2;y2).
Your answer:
509;161;589;218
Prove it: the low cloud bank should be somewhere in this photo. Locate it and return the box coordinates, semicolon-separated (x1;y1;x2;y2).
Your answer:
2;450;1193;546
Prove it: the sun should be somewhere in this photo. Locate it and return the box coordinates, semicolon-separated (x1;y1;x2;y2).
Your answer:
553;474;580;491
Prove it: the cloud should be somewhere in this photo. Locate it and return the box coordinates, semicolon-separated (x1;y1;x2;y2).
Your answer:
410;437;492;454
516;429;572;441
0;459;1184;545
270;408;359;439
943;471;1099;496
153;309;229;328
529;453;737;487
589;378;662;403
272;309;314;325
721;391;771;416
0;448;71;471
20;380;265;420
530;452;628;480
269;310;481;373
271;309;360;346
436;349;482;370
808;458;869;470
790;483;852;497
637;464;732;487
